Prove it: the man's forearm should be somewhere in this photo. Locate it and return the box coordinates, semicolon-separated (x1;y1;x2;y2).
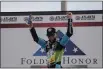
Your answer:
66;18;73;37
30;27;39;42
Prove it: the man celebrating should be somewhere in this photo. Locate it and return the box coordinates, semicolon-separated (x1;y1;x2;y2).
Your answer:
29;12;73;68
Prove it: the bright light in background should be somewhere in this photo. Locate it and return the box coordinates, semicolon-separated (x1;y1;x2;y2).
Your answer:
1;0;103;2
67;2;102;11
1;2;61;12
1;2;102;12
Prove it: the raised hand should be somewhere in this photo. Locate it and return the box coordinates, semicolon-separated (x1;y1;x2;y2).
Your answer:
27;14;33;28
66;12;73;24
66;12;73;19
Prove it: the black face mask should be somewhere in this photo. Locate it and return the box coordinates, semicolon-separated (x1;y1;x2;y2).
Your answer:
49;38;56;43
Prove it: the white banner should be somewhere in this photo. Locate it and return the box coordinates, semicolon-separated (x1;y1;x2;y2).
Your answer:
1;13;102;68
1;27;102;68
1;14;102;24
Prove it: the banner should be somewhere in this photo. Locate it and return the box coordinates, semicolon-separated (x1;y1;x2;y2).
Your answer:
0;14;102;24
0;10;103;68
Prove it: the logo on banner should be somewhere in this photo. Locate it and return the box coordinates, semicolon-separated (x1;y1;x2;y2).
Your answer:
75;15;95;20
33;30;86;56
1;17;17;22
49;16;68;21
24;16;43;22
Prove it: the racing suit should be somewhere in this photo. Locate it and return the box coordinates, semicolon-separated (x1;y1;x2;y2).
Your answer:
30;18;73;68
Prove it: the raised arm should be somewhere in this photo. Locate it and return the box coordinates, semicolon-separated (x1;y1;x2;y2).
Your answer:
28;15;46;48
59;12;73;46
66;12;73;37
30;26;39;43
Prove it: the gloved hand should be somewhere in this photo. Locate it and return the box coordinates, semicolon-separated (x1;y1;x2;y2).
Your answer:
26;14;33;28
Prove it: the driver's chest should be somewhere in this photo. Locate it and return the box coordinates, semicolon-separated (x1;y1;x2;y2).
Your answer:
46;41;58;52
